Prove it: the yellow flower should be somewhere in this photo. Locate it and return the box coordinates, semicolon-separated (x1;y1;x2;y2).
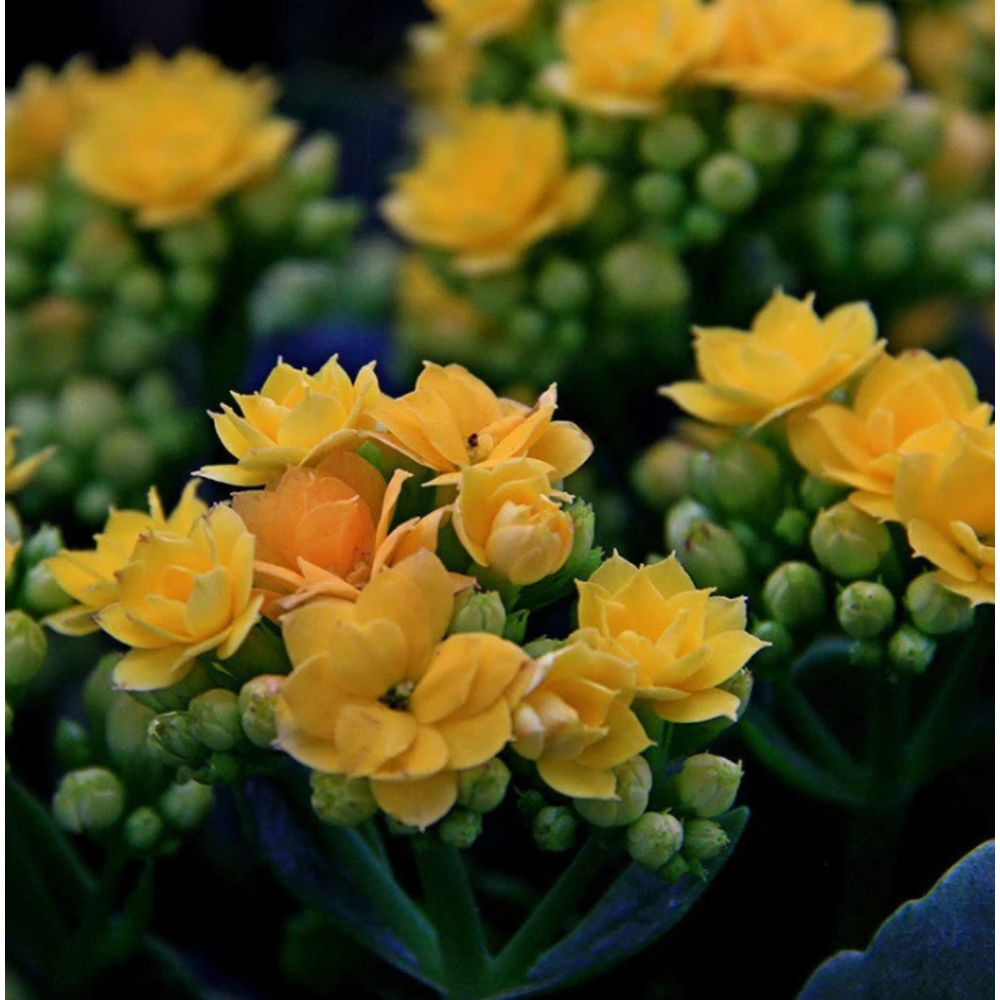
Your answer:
382;106;604;274
96;504;263;690
425;0;535;42
200;356;381;487
5;537;19;583
511;636;651;799
453;458;574;584
903;3;989;103
67;50;296;227
576;553;766;723
233;451;457;614
277;551;533;828
695;0;907;117
661;291;885;429
542;0;719;116
405;26;479;126
45;481;208;636
894;422;994;605
788;351;993;520
928;108;995;197
5;430;54;495
372;362;593;485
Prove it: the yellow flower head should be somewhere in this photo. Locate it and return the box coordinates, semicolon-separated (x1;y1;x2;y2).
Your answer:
453;458;574;585
372;362;593;485
425;0;536;42
277;551;533;828
542;0;719;116
382;106;604;274
511;636;651;799
233;451;454;614
788;351;993;521
96;504;263;690
45;480;208;636
200;356;381;487
66;50;296;227
894;422;995;605
5;429;54;495
661;291;885;429
576;553;766;723
696;0;907;117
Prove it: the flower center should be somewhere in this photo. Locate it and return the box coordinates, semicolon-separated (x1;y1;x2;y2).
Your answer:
380;679;416;712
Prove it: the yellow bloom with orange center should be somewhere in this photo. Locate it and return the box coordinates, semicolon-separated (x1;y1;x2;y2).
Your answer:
661;291;885;429
894;422;995;605
542;0;719;116
695;0;907;117
425;0;535;42
200;356;380;487
66;50;296;227
45;481;208;636
453;458;574;585
96;504;263;690
277;551;533;828
382;106;604;274
233;451;455;614
372;362;592;485
511;635;651;799
5;430;54;495
576;554;766;723
788;351;993;521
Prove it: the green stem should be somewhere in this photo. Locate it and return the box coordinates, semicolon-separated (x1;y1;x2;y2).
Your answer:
778;679;861;786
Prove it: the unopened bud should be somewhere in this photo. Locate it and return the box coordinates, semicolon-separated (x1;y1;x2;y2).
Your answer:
837;581;897;639
296;199;361;251
633;439;695;508
54;718;93;770
238;675;284;748
57;377;125;449
799;475;847;513
535;257;591;313
83;655;118;731
763;562;826;629
774;508;811;549
21;525;64;567
53;767;124;834
158;213;230;264
116;265;167;314
94;427;156;491
683;204;726;245
726;102;800;167
19;562;73;617
810;503;892;580
533;805;577;852
124;806;164;853
576;756;652;829
632;172;686;219
888;624;936;675
449;590;507;637
310;772;378;827
6;185;50;249
709;440;781;519
665;497;712;552
658;853;691;883
5;610;47;691
857;148;907;193
849;638;884;670
562;499;597;576
457;758;511;813
687;449;716;506
878;96;943;166
148;711;205;766
288;133;340;196
627;811;684;870
682;817;729;860
159;780;215;831
438;808;483;849
696;154;759;215
600;239;689;314
235;177;296;236
905;574;975;636
640;114;707;171
675;521;749;596
676;754;742;818
189;689;243;753
517;789;547;821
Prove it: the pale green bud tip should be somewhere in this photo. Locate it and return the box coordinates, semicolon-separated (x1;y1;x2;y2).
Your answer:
632;172;686;220
449;590;507;637
310;772;378;827
837;581;897;639
905;574;975;636
533;805;577;852
810;502;891;580
763;562;826;629
888;624;936;675
676;754;742;818
640;114;707;171
22;525;64;566
438;808;483;849
627;811;684;870
189;689;243;752
5;610;47;690
683;818;729;861
148;711;204;765
159;780;215;831
675;522;748;596
726;102;800;167
457;758;511;813
53;767;125;834
124;806;164;853
566;499;597;565
575;755;652;828
708;440;781;517
696;154;759;215
238;674;284;749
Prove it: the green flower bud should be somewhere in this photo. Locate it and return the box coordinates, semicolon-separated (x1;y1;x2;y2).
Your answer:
509;306;548;348
124;806;164;853
837;581;897;639
310;772;378;827
158;213;230;264
729;521;781;576
94;316;163;381
709;440;781;519
116;265;167;314
104;695;159;781
860;225;913;278
857;148;907;193
562;499;597;577
463;270;526;320
438;808;483;849
22;525;63;567
20;562;73;617
600;239;689;313
571;116;632;162
533;805;577;852
517;789;547;821
6;185;50;249
235;177;297;236
675;522;749;596
171;266;217;315
682;817;729;860
658;853;691;883
676;754;743;818
633;439;695;508
665;498;711;552
888;624;936;674
220;623;292;686
53;767;125;834
752;620;794;676
627;811;684;870
687;451;716;506
75;483;117;527
904;574;975;636
535;257;591;313
449;590;507;636
682;204;726;245
696;154;759;215
774;509;811;550
5;611;47;693
295;199;362;251
94;427;156;491
818;120;859;163
70;220;138;286
189;689;244;753
632;172;686;219
57;377;125;449
877;96;943;165
195;751;242;786
763;561;826;629
810;502;892;580
639;114;707;171
575;755;652;828
159;780;215;831
238;674;284;749
849;638;884;670
799;475;848;512
148;711;205;766
288;133;340;196
726;102;800;167
48;259;90;298
722;667;754;719
83;655;118;732
54;718;93;770
457;758;511;813
965;255;994;297
132;661;214;714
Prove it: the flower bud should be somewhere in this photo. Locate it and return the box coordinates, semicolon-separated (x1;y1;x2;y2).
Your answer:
575;755;652;828
837;581;897;639
235;177;296;236
687;449;715;505
158;213;230;264
6;185;50;250
682;204;726;245
627;811;684;870
533;805;577;852
19;562;73;617
799;475;847;513
288;133;340;196
849;638;884;670
5;610;47;692
696;154;759;215
774;509;811;549
726;102;800;167
94;427;157;491
94;317;162;381
682;817;729;860
904;574;975;636
600;239;689;313
438;808;483;849
633;439;695;508
449;590;507;637
517;789;547;821
676;754;742;818
57;377;125;450
221;623;292;686
54;718;93;771
53;767;125;834
116;265;167;314
535;257;591;313
562;499;597;575
658;853;691;883
509;306;547;348
763;562;826;629
310;772;378;827
708;440;781;519
877;96;943;166
21;525;64;567
665;497;712;552
83;655;118;732
888;624;936;675
159;780;215;831
148;711;205;766
238;675;284;749
124;806;164;853
675;522;749;596
171;267;217;315
6;253;41;304
571;116;631;161
640;114;707;171
457;758;511;813
857;148;907;193
296;199;361;251
729;521;781;576
810;503;892;580
188;689;243;753
632;172;686;219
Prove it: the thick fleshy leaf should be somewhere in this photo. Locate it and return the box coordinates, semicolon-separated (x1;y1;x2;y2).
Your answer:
797;841;995;1000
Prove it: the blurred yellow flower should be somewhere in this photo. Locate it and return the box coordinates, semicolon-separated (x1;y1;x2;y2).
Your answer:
895;422;995;605
405;26;479;126
928;107;994;197
542;0;719;116
277;551;533;828
382;106;604;274
576;553;765;723
453;458;574;584
67;50;296;227
425;0;535;42
46;480;208;636
5;538;19;583
201;356;381;487
372;362;592;484
788;351;993;521
97;504;263;690
696;0;907;117
511;636;651;799
5;430;54;495
661;291;885;428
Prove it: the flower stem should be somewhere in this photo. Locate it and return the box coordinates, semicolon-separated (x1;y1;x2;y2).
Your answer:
779;679;861;786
